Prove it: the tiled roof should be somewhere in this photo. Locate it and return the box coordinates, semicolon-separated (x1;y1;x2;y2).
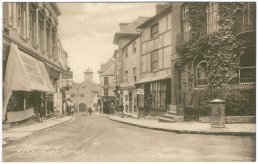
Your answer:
119;16;150;34
98;58;115;75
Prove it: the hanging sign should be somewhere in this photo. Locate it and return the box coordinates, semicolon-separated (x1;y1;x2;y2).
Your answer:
62;71;73;79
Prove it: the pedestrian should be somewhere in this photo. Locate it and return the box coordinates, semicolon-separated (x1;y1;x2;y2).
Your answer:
66;98;74;116
88;107;92;116
109;103;114;115
119;103;124;118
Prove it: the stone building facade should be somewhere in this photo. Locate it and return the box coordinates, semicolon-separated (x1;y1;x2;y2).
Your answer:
66;68;99;112
136;4;172;116
98;59;116;114
3;2;70;125
112;3;256;122
113;17;149;117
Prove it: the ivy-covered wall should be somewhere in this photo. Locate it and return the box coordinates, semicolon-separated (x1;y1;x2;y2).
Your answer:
176;2;254;88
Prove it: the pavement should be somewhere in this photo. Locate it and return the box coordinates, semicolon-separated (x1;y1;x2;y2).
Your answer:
108;115;256;136
3;114;255;162
2;115;76;146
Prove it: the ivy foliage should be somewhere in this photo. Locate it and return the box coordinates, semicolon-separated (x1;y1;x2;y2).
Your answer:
176;2;250;88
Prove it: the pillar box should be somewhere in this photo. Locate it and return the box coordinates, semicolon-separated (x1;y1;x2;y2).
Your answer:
209;99;226;128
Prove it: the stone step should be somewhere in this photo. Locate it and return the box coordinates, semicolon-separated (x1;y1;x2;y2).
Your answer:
157;116;176;123
162;113;178;119
167;111;177;115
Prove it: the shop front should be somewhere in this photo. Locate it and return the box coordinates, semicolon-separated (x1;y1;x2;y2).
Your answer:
3;43;55;124
101;96;115;114
136;74;171;116
122;88;138;117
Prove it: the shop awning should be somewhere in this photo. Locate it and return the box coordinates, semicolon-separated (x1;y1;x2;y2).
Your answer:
3;43;55;120
19;50;55;92
136;74;171;84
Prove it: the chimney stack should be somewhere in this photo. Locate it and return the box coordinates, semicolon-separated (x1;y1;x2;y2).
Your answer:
156;4;170;14
119;23;129;31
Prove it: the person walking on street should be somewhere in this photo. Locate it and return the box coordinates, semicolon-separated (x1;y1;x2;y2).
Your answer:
88;107;92;116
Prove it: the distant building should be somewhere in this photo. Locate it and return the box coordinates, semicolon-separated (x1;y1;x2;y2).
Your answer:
98;59;116;114
66;67;99;112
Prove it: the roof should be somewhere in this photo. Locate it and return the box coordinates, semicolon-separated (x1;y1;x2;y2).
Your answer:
113;50;118;58
78;81;99;92
113;16;150;44
98;58;115;75
136;74;171;84
137;4;171;29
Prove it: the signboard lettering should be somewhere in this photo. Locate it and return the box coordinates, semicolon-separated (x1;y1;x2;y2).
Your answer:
137;89;144;95
62;71;73;79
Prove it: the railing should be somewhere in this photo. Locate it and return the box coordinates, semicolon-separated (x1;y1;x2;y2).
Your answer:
175;87;256;116
239;67;256;84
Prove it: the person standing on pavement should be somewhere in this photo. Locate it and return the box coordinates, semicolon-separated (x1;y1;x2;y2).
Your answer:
109;103;114;115
119;103;124;118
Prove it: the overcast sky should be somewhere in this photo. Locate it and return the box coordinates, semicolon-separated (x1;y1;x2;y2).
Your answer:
57;3;157;84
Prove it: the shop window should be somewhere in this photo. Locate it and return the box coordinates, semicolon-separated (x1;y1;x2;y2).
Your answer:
196;61;208;86
7;91;33;112
206;2;219;34
151;50;159;72
239;47;256;84
151;23;159;39
149;81;167;109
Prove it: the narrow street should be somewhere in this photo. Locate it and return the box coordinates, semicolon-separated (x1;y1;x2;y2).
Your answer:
3;114;256;162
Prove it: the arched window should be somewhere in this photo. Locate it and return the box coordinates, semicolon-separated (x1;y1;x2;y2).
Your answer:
196;61;208;86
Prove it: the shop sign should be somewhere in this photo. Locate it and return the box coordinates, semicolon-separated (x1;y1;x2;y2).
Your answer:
136;89;144;95
62;71;73;79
